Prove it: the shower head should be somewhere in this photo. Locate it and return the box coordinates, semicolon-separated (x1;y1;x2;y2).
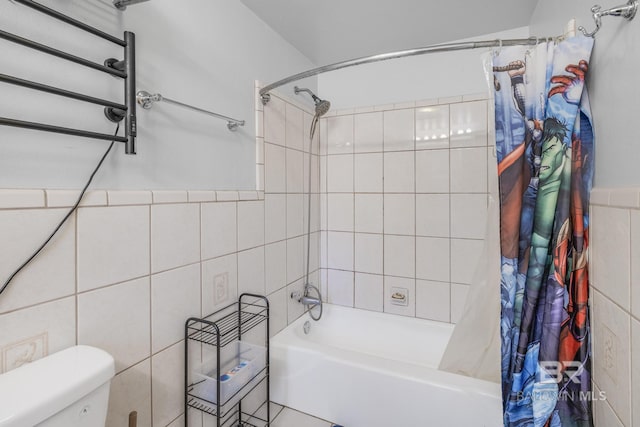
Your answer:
294;86;331;116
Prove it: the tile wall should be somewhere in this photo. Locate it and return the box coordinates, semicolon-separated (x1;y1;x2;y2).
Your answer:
589;188;640;427
0;88;319;427
319;94;493;323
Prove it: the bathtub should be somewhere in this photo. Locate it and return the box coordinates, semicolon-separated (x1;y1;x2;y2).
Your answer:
270;304;502;427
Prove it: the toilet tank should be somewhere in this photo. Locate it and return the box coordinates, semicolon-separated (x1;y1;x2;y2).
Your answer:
0;345;115;427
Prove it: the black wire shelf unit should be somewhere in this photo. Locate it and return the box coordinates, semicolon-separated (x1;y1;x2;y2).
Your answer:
185;293;270;427
0;0;137;153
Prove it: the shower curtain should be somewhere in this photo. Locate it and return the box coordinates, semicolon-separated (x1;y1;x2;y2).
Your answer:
493;37;595;427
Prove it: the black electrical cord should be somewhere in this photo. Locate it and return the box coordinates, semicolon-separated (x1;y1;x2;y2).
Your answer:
0;123;120;297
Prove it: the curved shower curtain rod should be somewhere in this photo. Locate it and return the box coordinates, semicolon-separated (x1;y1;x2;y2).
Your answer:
259;0;638;104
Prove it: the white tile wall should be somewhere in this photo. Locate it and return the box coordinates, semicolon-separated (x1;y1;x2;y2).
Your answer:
354;273;384;312
151;203;200;273
201;202;237;260
354;233;383;275
383;151;414;193
77;277;150;373
0;209;76;313
321;97;490;325
354;153;383;192
326;115;354;154
354;112;383;153
0;92;322;426
383;109;415;151
589;188;640;427
151;264;201;353
77;206;149;292
327;269;354;307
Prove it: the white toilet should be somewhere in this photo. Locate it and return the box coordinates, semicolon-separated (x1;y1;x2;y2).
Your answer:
0;345;115;427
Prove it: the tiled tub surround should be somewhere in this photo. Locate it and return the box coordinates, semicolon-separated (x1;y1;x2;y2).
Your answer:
0;90;321;427
319;94;493;324
588;188;640;427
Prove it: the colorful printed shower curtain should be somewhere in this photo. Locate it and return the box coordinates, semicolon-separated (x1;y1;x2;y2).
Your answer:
493;36;595;427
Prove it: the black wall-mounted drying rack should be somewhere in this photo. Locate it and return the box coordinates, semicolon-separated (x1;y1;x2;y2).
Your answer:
0;0;137;154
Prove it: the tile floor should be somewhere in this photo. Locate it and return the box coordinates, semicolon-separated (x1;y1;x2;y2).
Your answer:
270;403;334;427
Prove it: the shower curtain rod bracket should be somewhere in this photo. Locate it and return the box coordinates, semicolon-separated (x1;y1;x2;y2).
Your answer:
579;0;638;37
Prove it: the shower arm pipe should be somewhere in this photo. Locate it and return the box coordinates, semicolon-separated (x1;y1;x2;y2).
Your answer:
136;91;245;131
260;38;548;103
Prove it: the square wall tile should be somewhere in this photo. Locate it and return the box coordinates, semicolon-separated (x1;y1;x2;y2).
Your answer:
591;206;631;311
151;264;200;353
450;147;488;193
202;254;238;315
286;148;304;194
592;290;631;426
267;287;287;337
287;236;304;284
0;209;75;313
327;231;354;271
416;149;449;193
355;194;383;234
328;270;354;307
632;318;640;427
384;151;415;193
327;193;354;232
151;341;184;427
416;280;450;322
415;105;449;150
354;153;383;193
238;247;265;296
355;273;384;312
327;115;354;154
384;109;415;151
327;154;354;193
450;194;488;239
265;143;286;193
416;194;449;238
287;194;304;238
202;202;237;261
265;194;286;244
450;283;470;323
450;239;484;285
285;103;304;151
237;200;265;251
77;206;149;292
354;112;383;153
593;383;624;427
416;237;450;282
78;277;150;373
384;276;415;316
355;233;383;275
106;359;151;427
264;95;286;146
384;194;415;235
450;101;487;148
151;203;200;273
632;211;640;319
383;235;415;278
265;241;287;295
0;297;76;374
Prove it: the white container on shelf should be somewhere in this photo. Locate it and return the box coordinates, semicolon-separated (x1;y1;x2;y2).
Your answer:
192;341;266;406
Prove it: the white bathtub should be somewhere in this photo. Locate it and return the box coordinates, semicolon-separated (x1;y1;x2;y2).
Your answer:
271;304;502;427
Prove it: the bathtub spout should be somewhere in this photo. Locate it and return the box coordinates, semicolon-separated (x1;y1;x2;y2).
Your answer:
300;295;321;306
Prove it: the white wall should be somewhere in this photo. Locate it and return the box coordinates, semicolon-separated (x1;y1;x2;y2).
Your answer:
0;0;316;190
530;1;640;187
317;27;529;110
